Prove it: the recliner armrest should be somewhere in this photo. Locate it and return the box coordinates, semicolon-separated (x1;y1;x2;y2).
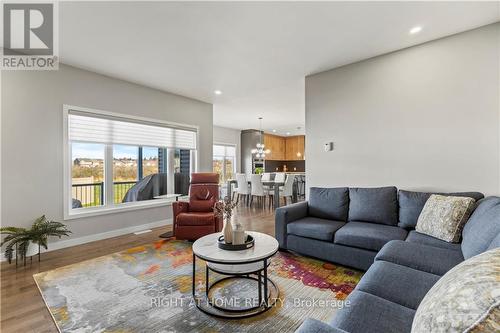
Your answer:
172;201;189;236
275;201;309;249
172;201;189;217
295;318;349;333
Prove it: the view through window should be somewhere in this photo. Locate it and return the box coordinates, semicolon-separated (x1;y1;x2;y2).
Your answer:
71;142;105;208
213;144;236;184
113;145;139;203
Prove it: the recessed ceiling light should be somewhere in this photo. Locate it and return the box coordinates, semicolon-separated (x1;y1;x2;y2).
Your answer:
409;26;422;35
214;90;222;95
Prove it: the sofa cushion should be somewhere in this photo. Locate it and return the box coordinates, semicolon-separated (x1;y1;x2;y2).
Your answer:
356;261;440;310
287;235;376;271
487;232;500;251
334;222;407;251
330;290;415;333
398;190;484;229
309;187;349;221
461;196;500;259
415;194;476;243
287;217;345;242
412;248;500;333
176;212;214;226
348;187;398;225
375;240;463;276
406;230;462;251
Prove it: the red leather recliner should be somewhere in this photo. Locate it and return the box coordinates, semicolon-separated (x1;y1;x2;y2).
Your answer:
172;173;222;241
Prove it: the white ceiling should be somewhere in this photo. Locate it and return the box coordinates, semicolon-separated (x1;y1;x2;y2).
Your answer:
53;2;500;135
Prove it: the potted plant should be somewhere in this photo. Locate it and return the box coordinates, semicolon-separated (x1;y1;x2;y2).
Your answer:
0;215;71;264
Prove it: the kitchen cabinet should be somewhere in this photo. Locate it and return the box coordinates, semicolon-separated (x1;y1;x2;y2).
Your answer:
263;134;286;160
285;136;305;160
263;134;305;161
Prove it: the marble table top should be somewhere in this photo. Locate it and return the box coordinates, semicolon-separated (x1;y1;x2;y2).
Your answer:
192;231;279;264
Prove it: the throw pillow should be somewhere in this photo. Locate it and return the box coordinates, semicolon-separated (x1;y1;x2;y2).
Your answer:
416;194;476;242
411;247;500;333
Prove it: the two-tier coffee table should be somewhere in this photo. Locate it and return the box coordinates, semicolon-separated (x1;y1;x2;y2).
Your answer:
192;231;279;318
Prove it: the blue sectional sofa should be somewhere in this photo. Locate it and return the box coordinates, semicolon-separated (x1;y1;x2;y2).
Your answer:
274;187;500;333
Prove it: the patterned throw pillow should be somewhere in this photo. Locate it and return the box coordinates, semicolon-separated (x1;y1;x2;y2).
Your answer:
412;248;500;333
416;194;476;242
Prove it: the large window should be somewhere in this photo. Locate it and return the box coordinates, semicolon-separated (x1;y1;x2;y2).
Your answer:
65;106;197;217
213;144;236;184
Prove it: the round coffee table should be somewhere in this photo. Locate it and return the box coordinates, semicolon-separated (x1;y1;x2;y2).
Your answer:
191;231;279;318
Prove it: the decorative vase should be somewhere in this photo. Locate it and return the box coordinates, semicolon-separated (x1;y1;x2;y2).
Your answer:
223;219;233;244
232;223;246;245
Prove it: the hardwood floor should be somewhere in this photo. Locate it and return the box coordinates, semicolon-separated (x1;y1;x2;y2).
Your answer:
0;205;276;333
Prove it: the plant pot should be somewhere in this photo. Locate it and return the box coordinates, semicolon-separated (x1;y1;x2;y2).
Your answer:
25;241;39;257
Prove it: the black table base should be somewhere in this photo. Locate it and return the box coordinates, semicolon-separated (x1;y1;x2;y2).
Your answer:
192;254;279;319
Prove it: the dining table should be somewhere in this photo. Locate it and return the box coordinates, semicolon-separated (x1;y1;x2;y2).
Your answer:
226;179;295;208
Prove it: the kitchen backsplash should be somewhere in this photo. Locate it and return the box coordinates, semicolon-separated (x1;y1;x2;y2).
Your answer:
265;160;305;172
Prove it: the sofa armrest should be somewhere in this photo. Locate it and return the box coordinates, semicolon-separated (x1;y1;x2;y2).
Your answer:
275;201;309;249
295;319;349;333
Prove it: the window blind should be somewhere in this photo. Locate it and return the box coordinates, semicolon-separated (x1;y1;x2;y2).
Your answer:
68;110;197;150
213;145;236;157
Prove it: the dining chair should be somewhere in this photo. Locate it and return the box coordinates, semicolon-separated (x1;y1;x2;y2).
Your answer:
274;172;286;183
261;172;271;194
279;174;295;206
231;179;239;201
297;174;306;199
250;174;269;208
235;173;250;205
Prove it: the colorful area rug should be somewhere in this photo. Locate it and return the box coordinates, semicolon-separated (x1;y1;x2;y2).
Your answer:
34;239;362;333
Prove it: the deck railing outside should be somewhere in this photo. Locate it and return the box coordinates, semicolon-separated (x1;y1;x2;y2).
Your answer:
72;181;137;207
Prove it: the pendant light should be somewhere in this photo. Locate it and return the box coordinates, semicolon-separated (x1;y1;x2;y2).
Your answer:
251;117;271;158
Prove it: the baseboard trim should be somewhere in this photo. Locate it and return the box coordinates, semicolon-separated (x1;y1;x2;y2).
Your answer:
0;219;172;262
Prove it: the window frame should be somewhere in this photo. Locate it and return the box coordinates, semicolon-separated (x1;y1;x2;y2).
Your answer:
213;143;237;184
63;105;199;220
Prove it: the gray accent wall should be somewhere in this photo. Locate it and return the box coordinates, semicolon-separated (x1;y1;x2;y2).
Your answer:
305;23;500;196
240;129;262;176
1;64;213;241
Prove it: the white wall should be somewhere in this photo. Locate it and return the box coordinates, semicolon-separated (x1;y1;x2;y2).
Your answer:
213;125;241;173
1;64;213;243
306;23;500;196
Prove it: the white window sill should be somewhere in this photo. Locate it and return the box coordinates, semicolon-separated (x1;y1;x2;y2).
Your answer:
65;199;175;220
